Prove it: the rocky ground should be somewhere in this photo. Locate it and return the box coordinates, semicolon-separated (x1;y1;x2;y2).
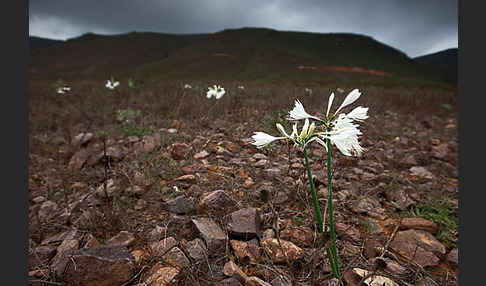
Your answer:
28;82;458;285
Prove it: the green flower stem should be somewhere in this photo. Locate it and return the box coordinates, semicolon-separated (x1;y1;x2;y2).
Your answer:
303;148;323;233
326;137;341;278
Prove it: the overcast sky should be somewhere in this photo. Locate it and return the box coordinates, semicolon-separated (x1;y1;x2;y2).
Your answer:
29;0;458;58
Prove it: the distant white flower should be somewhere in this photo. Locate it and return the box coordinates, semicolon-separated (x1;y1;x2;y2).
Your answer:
336;87;344;93
184;84;192;89
106;79;120;90
238;85;245;90
305;88;313;95
206;85;225;99
57;86;71;94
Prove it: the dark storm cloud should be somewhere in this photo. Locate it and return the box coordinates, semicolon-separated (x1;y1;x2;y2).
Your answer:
29;0;457;57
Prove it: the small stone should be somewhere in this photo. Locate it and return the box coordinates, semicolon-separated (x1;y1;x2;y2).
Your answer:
229;239;261;263
83;234;101;248
226;208;261;240
38;200;58;221
410;166;435;180
72;132;93;148
32;196;46;204
169;143;192;160
335;223;361;244
194;150;210;159
144;262;180;286
163;195;195;214
254;159;268;167
246;276;272;286
192;217;227;255
29;245;57;269
106;231;136;248
223;260;249;285
264;168;281;180
216;277;243;286
280;226;313;247
261;238;303;263
150;237;178;257
352;197;387;220
197;190;237;217
162;247;190;269
446;248;458;267
389;230;445;268
184;238;207;262
399;218;438;234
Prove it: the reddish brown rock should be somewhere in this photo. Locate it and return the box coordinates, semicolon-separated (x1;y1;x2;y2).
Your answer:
216;277;243;286
192;217;227;255
169;143;192;160
162;247;190;269
385;189;416;210
399;218;438;234
51;239;80;277
446;248;458;267
184;238;207;262
197;190;237;217
163;195;195;214
335;223;361;244
226;208;261;240
29;245;57;269
150;237;178;257
55;245;136;286
144;262;180;286
389;230;445;268
280;226;313;247
352;197;387;220
223;260;249;284
181;163;207;175
106;231;136;248
68;148;90;172
261;238;303;263
229;239;261;263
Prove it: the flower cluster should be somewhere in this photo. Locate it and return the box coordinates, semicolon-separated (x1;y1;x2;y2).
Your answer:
206;85;225;99
252;89;368;156
57;86;71;94
106;79;120;90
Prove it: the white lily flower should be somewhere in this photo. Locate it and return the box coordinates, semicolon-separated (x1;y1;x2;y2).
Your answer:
57;87;65;94
106;79;119;90
251;132;284;149
207;85;225;99
289;99;321;121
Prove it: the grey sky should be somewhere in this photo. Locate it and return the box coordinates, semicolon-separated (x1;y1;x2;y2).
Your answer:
29;0;458;58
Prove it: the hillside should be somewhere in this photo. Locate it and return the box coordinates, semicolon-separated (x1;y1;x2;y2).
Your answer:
29;36;63;50
414;48;458;84
29;28;442;84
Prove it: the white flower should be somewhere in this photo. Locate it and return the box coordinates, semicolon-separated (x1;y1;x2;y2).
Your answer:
207;85;225;99
184;84;192;89
251;132;284;149
289;89;368;157
336;87;344;93
305;88;313;95
288;99;321;121
106;79;120;90
238;85;245;90
57;86;70;94
252;119;322;149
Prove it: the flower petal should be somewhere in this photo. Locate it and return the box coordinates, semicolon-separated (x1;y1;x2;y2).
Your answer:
346;106;369;121
251;132;284;148
326;92;335;117
335;89;361;114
